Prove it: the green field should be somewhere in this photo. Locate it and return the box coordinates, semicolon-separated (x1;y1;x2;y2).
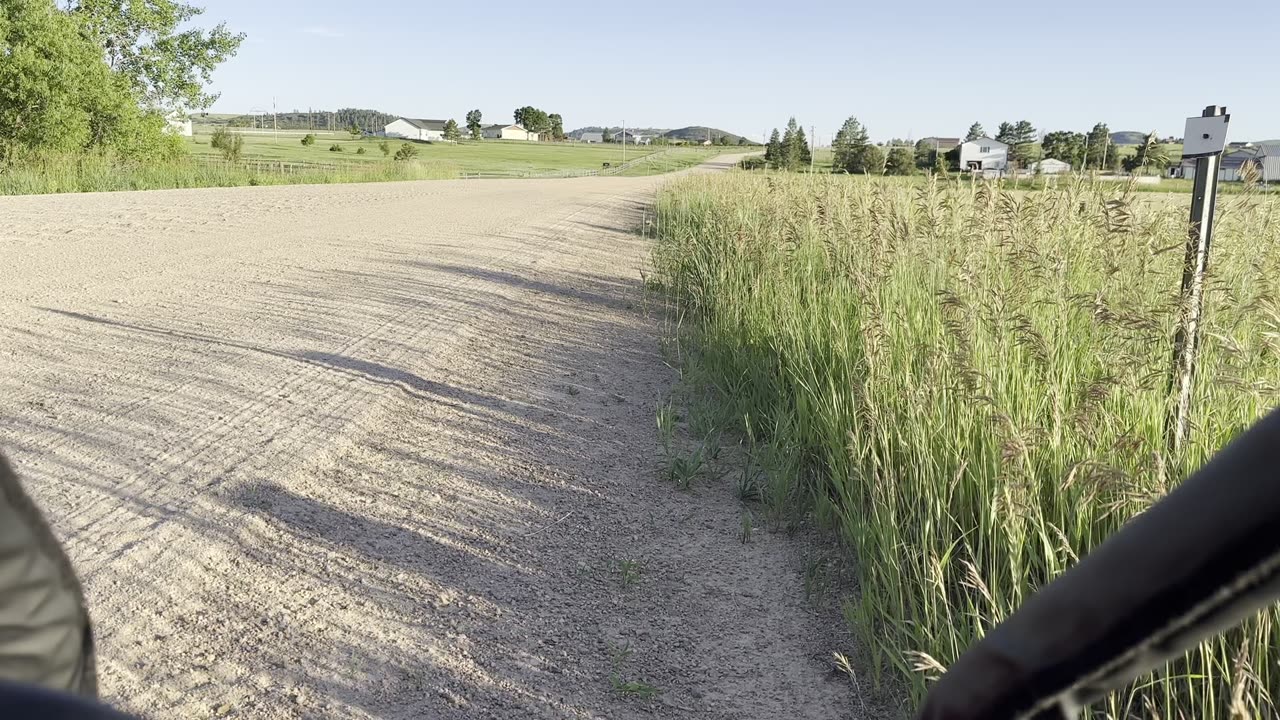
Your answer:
651;171;1280;717
185;129;663;175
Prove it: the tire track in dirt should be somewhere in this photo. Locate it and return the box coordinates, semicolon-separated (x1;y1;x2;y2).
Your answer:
0;155;861;719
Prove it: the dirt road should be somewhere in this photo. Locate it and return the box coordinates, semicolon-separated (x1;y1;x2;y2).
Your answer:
0;156;857;719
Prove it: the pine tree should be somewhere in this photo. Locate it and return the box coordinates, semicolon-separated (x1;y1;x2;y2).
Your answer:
765;128;781;165
792;124;812;169
780;118;801;170
1084;122;1115;170
965;122;985;141
443;119;461;142
995;122;1016;145
832;116;870;173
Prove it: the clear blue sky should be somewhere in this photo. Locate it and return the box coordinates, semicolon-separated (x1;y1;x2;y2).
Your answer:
203;0;1280;143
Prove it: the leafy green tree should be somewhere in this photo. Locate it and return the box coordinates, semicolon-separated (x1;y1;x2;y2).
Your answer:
765;128;781;165
513;106;550;134
300;133;316;146
378;140;390;156
914;138;935;170
393;142;418;161
885;147;914;175
965;122;985;141
832;116;870;173
443;118;461;142
347;123;361;140
465;109;483;140
737;136;748;146
548;113;564;141
1042;130;1085;167
861;145;886;175
66;0;244;110
0;0;174;161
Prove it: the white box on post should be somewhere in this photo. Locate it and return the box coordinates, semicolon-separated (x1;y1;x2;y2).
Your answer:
1182;113;1230;158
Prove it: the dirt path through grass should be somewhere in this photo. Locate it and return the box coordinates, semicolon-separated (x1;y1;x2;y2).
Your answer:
0;156;855;718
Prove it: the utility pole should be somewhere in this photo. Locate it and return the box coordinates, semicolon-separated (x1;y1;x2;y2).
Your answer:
622;120;626;164
1166;105;1230;457
810;125;815;173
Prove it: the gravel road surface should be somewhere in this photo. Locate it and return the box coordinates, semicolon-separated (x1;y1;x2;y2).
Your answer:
0;156;858;718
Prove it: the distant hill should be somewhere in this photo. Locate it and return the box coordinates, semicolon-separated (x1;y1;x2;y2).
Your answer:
569;125;758;145
1111;131;1147;145
663;126;755;144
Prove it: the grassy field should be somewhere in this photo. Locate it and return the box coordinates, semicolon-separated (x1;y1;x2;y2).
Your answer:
650;171;1280;717
614;147;747;176
185;130;662;174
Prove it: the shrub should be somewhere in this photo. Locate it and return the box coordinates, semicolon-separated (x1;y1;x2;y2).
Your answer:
738;156;766;170
378;141;391;157
300;133;316;146
356;147;366;155
329;144;343;152
210;127;243;162
393;142;419;161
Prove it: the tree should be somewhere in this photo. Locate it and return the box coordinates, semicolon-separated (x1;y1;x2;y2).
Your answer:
378;140;390;157
737;136;748;146
210;127;243;161
914;138;935;170
885;147;914;175
300;133;316;146
0;0;176;162
965;122;986;142
347;123;361;140
1009;120;1038;166
393;142;418;161
548;113;564;141
995;122;1016;145
513;106;550;134
718;134;732;146
1084;122;1116;170
831;116;870;173
1125;131;1169;175
465;109;482;140
66;0;245;110
860;145;886;175
791;123;812;168
1042;130;1086;168
765;128;781;165
443;118;461;142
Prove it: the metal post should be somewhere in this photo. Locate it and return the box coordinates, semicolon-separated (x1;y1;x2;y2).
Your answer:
1167;105;1229;456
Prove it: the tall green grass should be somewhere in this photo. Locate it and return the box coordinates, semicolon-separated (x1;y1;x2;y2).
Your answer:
0;154;457;195
651;171;1280;717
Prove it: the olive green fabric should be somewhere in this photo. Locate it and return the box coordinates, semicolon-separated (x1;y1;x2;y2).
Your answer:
0;452;96;696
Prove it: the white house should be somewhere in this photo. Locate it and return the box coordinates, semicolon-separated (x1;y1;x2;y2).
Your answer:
958;137;1009;172
579;131;604;143
384;118;448;142
483;124;539;141
1031;158;1072;175
165;112;193;137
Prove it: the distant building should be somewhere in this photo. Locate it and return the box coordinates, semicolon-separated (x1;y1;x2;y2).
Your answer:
612;130;651;145
483;124;540;141
579;132;604;143
165;112;193;137
1031;158;1072;175
384;118;448;142
958;137;1009;172
920;137;961;151
1178;144;1280;182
